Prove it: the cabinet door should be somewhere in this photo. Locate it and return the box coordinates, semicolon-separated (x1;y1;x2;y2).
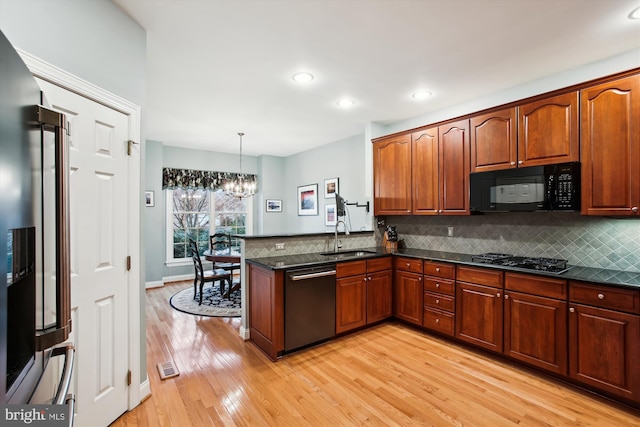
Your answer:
394;270;423;325
336;275;367;334
518;91;579;167
456;282;503;352
504;291;567;375
580;74;640;216
569;303;640;402
412;127;439;215
373;135;412;215
366;270;393;323
248;264;284;360
470;107;517;172
439;119;470;215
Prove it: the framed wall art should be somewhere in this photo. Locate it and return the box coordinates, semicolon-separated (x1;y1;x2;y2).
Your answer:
297;184;318;216
266;199;282;212
325;204;337;226
324;177;339;198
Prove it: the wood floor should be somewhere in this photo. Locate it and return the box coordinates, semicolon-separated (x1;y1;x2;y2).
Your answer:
110;281;640;426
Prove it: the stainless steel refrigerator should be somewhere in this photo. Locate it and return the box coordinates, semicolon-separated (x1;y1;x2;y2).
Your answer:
0;29;73;407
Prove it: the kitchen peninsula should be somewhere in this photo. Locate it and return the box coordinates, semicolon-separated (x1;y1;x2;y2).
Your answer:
242;231;640;411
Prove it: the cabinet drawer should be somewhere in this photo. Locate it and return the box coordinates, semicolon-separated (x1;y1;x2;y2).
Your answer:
569;281;640;314
423;307;455;336
424;261;455;279
423;277;455;296
505;272;567;299
424;291;455;312
457;265;503;288
367;256;392;272
394;257;423;274
336;260;366;278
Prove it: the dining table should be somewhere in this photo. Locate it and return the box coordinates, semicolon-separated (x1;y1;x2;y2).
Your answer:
203;250;242;297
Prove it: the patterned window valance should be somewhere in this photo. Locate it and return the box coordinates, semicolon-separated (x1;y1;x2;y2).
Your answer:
162;167;258;191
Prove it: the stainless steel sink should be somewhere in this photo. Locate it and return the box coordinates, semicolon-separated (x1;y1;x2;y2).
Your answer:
320;250;377;258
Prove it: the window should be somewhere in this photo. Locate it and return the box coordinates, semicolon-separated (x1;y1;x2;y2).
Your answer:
166;188;252;264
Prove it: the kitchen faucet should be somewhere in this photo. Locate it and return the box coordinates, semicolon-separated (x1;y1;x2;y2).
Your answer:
334;220;350;252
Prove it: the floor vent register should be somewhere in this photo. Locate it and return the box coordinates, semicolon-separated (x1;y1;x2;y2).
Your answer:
157;360;180;380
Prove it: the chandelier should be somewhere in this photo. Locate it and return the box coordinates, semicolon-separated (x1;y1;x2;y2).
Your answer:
224;132;256;198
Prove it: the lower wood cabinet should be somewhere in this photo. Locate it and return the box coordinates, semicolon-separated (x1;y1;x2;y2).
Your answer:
504;273;568;375
569;281;640;402
455;266;504;352
423;261;456;336
394;257;423;326
248;263;284;361
336;257;392;334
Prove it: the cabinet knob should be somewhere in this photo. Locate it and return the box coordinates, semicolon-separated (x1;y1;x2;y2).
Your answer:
435;318;440;323
435;267;440;272
496;292;501;298
406;263;410;268
505;294;509;300
518;160;523;165
435;299;440;304
363;277;367;282
510;161;516;166
632;206;639;213
435;283;440;288
418;277;422;281
597;293;605;300
569;307;575;313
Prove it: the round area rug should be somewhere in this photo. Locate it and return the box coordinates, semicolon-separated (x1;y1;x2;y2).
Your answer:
169;283;241;317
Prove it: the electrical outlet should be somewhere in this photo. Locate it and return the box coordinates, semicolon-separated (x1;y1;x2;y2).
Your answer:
447;226;454;237
275;243;285;250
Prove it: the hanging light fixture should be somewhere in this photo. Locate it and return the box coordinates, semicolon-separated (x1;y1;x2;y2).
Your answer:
224;132;256;198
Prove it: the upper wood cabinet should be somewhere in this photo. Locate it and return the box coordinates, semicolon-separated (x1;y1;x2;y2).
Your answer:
470;107;517;172
439;119;470;215
373;134;412;215
518;91;579;167
412;126;439;214
580;74;640;216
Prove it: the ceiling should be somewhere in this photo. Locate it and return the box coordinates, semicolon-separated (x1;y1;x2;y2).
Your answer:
112;0;640;157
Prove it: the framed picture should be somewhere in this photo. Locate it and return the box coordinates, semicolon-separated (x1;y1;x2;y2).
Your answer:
297;183;318;216
324;177;339;198
325;204;337;226
266;199;282;212
144;191;154;207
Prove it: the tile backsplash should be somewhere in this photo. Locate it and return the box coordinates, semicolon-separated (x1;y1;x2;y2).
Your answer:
379;213;640;273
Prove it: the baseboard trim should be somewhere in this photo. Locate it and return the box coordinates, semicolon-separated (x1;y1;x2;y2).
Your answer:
145;280;163;289
139;378;151;402
239;326;250;341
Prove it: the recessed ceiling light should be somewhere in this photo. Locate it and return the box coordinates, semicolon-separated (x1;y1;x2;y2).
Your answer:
629;6;640;20
292;72;314;83
336;98;355;108
412;90;432;100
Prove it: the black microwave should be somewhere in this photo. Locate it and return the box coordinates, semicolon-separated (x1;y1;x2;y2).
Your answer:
470;162;580;212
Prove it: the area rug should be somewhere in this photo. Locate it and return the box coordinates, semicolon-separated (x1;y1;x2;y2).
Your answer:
169;283;241;317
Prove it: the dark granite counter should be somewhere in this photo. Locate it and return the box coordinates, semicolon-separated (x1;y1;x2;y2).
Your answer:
246;247;640;289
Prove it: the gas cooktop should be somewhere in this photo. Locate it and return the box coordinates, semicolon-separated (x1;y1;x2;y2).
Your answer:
471;253;570;274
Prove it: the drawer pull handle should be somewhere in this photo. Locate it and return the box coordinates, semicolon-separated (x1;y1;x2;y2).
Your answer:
435;267;440;272
597;293;605;300
406;263;410;268
496;292;501;298
435;283;440;288
435;318;440;323
435;299;440;304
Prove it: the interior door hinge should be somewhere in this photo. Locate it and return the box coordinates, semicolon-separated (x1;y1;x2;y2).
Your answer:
127;140;138;156
127;370;132;386
126;256;131;271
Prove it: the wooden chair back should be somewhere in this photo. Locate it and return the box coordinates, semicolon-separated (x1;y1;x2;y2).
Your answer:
210;232;232;255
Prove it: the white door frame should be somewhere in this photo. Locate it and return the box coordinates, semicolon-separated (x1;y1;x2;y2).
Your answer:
18;49;146;408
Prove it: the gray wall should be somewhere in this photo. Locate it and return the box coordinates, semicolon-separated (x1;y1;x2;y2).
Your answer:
282;133;373;233
256;155;287;234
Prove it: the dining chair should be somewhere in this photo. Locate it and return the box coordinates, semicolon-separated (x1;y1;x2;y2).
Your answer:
189;239;231;305
209;233;242;293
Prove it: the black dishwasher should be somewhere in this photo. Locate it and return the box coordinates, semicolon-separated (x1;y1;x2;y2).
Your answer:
284;264;336;352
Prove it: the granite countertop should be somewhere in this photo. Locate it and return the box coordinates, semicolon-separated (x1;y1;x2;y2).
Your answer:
246;247;640;290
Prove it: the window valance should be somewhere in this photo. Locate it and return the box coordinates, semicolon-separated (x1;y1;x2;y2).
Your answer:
162;167;258;191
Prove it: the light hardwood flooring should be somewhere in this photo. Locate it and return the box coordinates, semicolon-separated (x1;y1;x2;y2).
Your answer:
110;281;640;426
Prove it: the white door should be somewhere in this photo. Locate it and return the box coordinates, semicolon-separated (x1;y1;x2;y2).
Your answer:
36;78;131;426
